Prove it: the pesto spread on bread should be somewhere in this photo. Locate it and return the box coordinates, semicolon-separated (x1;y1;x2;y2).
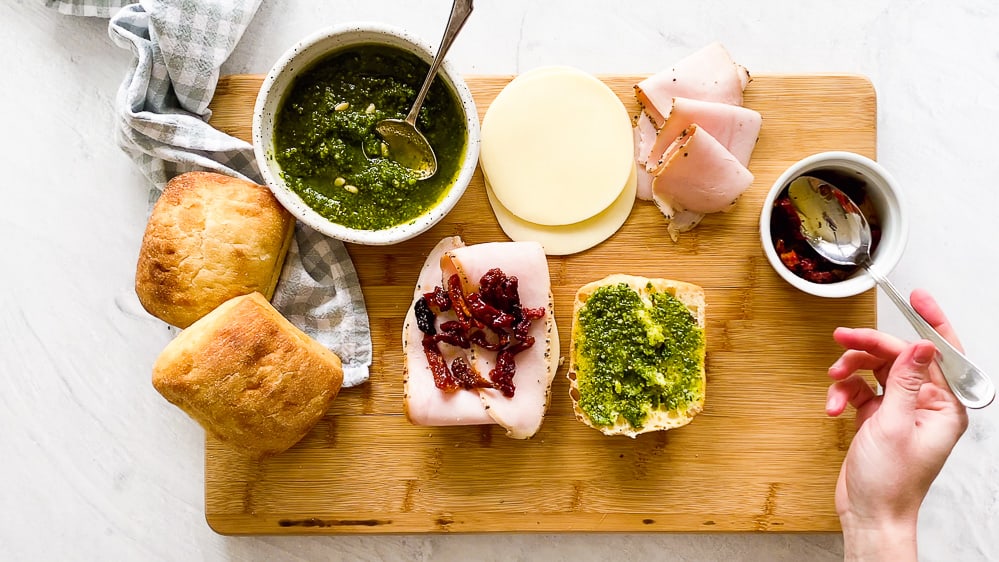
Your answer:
573;281;705;429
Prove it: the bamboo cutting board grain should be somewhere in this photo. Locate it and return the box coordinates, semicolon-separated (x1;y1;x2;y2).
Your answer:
205;73;877;534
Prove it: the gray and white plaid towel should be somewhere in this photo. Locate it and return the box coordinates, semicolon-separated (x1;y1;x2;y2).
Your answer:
47;0;373;387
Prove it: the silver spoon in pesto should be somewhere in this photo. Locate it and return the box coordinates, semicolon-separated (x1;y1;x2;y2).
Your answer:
788;175;995;409
375;0;474;180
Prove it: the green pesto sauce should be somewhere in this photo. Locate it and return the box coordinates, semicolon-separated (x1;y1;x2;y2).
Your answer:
575;282;705;429
273;45;467;230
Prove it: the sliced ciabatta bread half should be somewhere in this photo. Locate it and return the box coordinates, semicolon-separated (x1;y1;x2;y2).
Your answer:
568;274;706;437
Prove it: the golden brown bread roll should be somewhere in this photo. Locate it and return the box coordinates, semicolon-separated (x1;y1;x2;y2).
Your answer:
135;171;295;328
152;292;343;457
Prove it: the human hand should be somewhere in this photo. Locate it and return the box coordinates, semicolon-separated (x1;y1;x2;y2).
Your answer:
825;289;969;560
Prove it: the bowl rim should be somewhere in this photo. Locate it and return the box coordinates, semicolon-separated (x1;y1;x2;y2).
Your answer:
759;151;908;298
251;22;480;245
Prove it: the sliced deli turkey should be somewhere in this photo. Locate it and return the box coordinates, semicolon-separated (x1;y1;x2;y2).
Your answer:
402;237;559;439
635;42;751;127
633;43;762;240
651;124;755;213
645;97;761;171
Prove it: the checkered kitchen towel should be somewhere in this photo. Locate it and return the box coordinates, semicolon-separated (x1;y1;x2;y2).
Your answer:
47;0;373;386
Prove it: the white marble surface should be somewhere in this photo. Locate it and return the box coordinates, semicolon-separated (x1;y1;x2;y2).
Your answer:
3;0;998;560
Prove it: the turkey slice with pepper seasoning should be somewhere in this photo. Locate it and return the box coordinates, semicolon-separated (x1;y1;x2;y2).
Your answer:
402;236;492;427
402;237;560;439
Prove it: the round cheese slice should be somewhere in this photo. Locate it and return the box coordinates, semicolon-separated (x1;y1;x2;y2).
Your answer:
486;164;637;256
511;65;578;83
480;67;634;226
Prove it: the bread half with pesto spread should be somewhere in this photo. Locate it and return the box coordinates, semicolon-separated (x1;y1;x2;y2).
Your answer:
567;274;706;437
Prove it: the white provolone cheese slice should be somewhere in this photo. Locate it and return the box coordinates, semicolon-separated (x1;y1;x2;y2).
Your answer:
480;67;634;226
511;65;576;82
486;164;637;256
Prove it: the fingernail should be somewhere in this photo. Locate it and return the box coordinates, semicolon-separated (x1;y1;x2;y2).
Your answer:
825;393;840;414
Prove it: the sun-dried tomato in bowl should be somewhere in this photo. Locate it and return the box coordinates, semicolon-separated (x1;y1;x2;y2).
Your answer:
769;171;882;284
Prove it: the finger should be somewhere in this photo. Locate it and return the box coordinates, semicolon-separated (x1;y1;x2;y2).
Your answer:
926;362;953;395
855;395;883;428
826;375;877;416
828;349;890;380
917;380;961;411
909;289;964;393
879;340;937;428
910;289;965;352
833;327;906;359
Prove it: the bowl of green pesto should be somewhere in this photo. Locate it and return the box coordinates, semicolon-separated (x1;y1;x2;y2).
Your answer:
253;23;479;244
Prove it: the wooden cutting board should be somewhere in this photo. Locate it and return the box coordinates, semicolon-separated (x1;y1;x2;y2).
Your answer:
204;74;876;534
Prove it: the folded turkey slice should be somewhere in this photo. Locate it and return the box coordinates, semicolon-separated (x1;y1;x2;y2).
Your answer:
402;238;559;439
650;124;755;240
646;97;762;172
403;237;492;427
635;42;751;127
633;111;658;201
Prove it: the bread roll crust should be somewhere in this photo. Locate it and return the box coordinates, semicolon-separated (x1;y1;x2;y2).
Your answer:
152;292;343;456
135;171;295;328
568;274;706;437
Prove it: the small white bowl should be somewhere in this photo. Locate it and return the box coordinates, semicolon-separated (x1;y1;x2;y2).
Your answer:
759;151;908;298
252;23;480;245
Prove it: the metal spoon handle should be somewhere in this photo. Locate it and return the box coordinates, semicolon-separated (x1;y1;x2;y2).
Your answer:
405;0;474;126
864;263;995;409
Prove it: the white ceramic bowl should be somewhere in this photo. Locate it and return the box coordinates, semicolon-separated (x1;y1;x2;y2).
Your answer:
759;151;908;298
252;23;480;245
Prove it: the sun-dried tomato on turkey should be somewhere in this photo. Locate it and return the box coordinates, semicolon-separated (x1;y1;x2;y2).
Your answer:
490;350;517;398
423;285;451;311
414;297;437;335
414;267;545;397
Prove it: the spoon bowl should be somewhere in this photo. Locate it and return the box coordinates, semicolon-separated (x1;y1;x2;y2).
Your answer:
377;0;474;179
789;174;995;409
788;176;873;267
374;120;437;180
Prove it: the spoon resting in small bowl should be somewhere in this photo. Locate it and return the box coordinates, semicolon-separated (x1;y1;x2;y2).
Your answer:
375;0;474;180
788;175;995;409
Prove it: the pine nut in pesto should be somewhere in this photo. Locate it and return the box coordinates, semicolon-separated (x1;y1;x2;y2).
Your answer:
273;45;467;231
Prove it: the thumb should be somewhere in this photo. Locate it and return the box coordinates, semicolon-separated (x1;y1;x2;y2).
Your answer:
880;340;937;424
